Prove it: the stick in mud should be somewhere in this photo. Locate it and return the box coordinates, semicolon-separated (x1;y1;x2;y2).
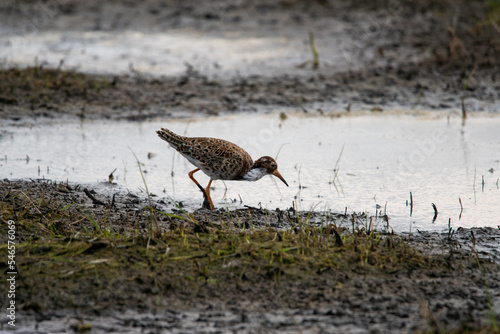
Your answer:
461;96;467;123
447;218;454;241
459;197;463;220
431;203;438;224
409;192;413;217
83;188;106;206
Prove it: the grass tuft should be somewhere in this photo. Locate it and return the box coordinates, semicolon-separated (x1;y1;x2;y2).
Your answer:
0;179;498;333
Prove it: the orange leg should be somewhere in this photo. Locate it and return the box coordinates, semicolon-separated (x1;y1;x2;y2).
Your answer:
188;168;215;210
205;179;214;210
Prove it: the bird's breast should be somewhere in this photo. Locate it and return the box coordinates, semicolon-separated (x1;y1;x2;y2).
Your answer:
241;167;267;181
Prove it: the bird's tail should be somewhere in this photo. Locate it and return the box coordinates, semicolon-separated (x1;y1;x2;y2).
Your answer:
157;128;185;149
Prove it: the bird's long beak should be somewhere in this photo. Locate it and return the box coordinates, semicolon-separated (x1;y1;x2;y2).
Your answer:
273;170;289;187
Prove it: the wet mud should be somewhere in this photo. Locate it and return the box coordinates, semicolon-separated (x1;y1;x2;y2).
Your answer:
1;0;500;126
1;179;499;333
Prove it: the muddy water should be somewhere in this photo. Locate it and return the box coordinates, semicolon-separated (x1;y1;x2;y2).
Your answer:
1;30;352;78
1;111;499;232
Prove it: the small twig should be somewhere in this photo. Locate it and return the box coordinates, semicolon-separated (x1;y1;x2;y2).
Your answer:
83;188;106;205
461;96;467;122
409;192;413;217
330;225;343;247
19;191;50;223
111;193;117;208
244;204;262;211
447;218;454;241
431;203;438;224
458;197;463;220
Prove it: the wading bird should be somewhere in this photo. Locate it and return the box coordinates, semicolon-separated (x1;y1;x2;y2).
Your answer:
157;128;288;210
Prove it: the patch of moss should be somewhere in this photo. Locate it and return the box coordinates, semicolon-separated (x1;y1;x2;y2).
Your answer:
0;65;114;107
0;221;447;312
1;180;498;333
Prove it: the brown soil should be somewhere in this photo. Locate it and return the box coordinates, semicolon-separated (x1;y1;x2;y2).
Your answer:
1;0;500;125
1;179;499;333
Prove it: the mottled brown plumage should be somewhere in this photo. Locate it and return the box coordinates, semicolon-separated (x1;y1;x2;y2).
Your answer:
157;127;288;210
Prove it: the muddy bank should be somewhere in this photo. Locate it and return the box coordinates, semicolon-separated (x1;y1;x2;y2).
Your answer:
0;179;499;333
2;62;499;127
1;0;500;125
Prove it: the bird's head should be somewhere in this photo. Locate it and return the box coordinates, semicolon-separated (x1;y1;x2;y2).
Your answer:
253;156;289;187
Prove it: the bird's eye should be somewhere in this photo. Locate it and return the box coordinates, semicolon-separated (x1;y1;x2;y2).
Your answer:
271;163;276;168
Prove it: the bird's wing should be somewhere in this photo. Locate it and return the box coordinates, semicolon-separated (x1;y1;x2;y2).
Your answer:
177;137;253;179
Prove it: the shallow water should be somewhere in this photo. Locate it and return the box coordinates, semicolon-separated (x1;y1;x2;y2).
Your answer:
1;111;499;232
1;29;352;78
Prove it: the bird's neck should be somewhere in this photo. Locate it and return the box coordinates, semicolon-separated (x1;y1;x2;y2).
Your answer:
241;167;267;181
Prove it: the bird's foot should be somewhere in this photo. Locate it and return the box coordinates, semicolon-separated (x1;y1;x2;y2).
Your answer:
202;196;212;210
194;184;213;210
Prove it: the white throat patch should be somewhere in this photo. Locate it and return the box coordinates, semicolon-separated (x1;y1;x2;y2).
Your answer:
242;168;267;181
